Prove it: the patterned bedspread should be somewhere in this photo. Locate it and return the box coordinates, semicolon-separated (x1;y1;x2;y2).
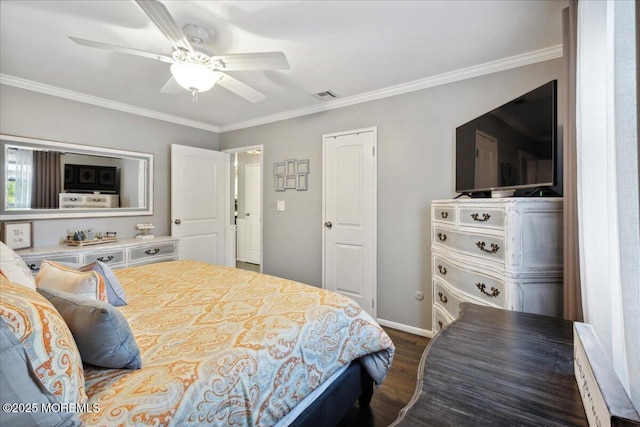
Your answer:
79;260;394;426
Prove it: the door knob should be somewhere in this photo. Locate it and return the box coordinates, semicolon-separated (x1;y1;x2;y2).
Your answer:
246;212;250;216
174;219;182;225
325;221;333;229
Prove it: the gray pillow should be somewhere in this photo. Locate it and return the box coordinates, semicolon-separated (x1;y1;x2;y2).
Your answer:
79;261;127;306
0;318;82;426
37;288;141;369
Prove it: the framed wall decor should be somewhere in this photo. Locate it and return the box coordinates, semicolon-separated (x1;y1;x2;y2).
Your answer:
296;159;309;174
296;174;308;191
286;159;296;175
1;221;33;249
273;158;309;191
285;176;297;189
274;162;286;176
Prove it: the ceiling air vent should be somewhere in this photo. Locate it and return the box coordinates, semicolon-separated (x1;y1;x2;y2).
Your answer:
313;90;337;100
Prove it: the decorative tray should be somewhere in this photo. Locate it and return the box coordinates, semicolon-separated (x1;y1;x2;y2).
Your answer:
64;237;118;247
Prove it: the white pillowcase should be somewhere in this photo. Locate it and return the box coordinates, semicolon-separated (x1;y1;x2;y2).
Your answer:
36;260;108;302
0;241;36;290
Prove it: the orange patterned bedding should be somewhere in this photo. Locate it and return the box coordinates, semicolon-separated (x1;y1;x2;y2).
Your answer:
79;260;394;426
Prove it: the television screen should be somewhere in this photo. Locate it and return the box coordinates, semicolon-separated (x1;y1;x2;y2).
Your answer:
64;164;118;193
455;80;557;195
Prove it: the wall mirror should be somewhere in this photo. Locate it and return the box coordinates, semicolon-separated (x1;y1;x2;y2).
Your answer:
0;135;153;220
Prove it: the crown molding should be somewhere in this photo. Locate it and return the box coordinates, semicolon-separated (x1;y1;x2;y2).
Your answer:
1;44;562;135
0;74;220;133
220;44;563;132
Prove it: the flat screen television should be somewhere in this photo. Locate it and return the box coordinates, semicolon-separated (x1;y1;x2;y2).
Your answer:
64;164;118;193
455;80;559;197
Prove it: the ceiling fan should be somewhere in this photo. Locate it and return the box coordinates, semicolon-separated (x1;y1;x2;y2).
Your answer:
70;0;289;102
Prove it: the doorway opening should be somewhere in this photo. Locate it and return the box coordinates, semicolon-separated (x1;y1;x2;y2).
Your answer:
224;145;263;273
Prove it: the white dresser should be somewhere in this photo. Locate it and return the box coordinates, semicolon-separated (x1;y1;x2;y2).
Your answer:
16;236;179;273
431;198;563;332
59;193;119;209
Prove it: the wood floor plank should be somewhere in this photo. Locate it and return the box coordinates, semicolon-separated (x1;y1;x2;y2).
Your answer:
338;327;430;427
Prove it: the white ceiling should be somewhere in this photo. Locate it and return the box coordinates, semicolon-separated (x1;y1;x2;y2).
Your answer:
0;0;567;133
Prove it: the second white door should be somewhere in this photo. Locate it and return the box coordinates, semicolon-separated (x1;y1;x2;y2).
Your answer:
323;127;377;317
244;163;261;264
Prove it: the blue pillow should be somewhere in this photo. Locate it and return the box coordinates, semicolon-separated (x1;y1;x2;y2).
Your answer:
80;261;127;306
0;318;82;426
37;288;141;369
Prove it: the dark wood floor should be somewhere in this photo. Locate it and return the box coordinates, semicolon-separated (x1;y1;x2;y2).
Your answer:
338;327;430;427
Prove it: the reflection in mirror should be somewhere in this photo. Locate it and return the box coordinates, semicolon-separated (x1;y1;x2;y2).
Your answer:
1;135;153;220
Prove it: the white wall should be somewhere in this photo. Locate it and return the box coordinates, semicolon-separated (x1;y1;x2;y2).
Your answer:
220;59;564;331
0;85;219;246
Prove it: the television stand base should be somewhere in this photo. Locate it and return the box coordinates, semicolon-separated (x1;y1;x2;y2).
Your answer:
491;190;515;198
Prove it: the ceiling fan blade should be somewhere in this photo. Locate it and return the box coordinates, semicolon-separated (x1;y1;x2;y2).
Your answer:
135;0;194;54
69;37;174;63
215;72;266;103
210;52;290;71
160;76;183;95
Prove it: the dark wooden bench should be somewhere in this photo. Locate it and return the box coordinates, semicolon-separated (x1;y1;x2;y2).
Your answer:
392;303;588;426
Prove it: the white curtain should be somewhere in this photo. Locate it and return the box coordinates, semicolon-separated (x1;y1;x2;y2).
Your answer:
11;147;33;209
576;0;639;410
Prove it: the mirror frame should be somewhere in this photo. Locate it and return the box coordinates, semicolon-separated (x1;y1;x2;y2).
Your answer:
1;134;154;220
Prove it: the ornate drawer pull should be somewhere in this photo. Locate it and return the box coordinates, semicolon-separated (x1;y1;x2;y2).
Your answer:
437;265;447;275
438;321;444;330
476;241;500;254
440;211;449;219
145;248;160;255
92;198;102;202
69;197;78;201
437;233;447;242
476;283;500;297
97;255;114;262
471;213;491;222
438;292;448;304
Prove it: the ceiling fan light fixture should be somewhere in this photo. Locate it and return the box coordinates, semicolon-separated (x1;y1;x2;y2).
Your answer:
170;61;220;94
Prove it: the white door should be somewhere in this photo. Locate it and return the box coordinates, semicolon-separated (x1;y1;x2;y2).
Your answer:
244;163;261;264
323;127;377;317
474;130;498;189
171;144;230;266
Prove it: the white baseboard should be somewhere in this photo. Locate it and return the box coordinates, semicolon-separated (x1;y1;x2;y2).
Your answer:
377;318;434;338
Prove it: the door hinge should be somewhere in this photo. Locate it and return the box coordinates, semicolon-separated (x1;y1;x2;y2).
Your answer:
372;298;375;309
372;146;376;156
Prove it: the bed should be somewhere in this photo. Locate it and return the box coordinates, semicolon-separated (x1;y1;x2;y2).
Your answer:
0;254;395;427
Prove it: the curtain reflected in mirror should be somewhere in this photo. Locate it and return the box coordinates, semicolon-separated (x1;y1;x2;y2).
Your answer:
6;148;61;209
33;150;61;209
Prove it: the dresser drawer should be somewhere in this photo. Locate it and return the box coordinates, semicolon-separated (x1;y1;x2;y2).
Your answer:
60;195;83;203
433;306;454;333
128;242;177;264
433;226;504;264
22;254;81;274
458;207;505;230
434;281;465;320
433;255;506;307
83;249;126;266
433;206;455;224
